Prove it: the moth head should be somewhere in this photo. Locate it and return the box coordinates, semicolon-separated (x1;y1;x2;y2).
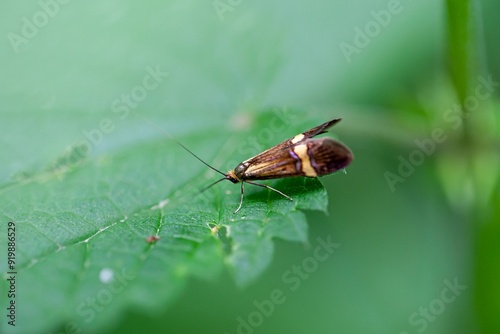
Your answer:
225;170;240;184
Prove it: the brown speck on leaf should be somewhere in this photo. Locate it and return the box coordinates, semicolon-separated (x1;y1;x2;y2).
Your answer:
146;235;160;243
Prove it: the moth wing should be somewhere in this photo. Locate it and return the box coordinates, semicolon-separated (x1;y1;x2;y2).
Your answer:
300;118;342;140
238;137;353;181
241;118;343;166
239;146;303;180
305;138;353;176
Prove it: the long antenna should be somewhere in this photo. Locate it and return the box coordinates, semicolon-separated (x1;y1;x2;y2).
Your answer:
168;136;227;177
200;176;228;193
133;114;227;177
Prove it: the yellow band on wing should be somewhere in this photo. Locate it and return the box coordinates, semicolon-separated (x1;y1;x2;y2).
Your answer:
291;133;305;144
293;144;317;177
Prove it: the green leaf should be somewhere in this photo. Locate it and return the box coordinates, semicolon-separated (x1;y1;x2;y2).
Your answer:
3;1;460;333
0;107;330;333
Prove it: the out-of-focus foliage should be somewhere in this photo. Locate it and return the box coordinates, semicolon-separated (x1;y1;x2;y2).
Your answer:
0;0;498;333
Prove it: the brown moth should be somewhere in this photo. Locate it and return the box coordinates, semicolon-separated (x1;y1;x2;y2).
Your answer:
179;118;353;213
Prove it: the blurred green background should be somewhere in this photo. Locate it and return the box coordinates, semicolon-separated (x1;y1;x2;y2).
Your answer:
1;0;499;333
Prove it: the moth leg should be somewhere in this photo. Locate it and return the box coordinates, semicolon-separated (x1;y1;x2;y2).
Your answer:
245;181;293;201
234;182;245;214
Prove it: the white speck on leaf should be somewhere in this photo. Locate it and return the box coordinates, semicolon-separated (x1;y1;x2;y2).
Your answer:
99;268;114;284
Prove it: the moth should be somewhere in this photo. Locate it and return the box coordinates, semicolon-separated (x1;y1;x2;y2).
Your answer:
179;118;353;213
